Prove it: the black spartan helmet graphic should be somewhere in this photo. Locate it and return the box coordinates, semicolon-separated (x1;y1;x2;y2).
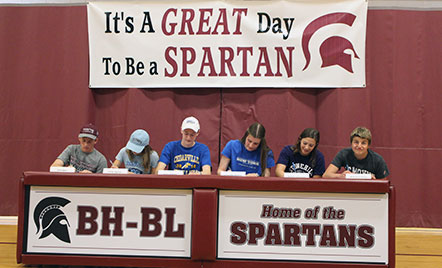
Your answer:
33;197;71;243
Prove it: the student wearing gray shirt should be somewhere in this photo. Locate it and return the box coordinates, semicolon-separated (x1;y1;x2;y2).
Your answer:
51;123;107;173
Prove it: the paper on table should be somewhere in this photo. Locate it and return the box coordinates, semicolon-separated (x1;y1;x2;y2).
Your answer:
158;170;185;175
345;173;372;179
49;166;75;173
220;171;246;176
103;168;129;174
284;172;310;178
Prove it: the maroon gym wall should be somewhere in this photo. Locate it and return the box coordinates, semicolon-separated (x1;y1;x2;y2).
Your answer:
0;5;440;227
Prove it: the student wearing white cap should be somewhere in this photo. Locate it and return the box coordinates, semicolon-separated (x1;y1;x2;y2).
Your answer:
111;129;159;174
50;123;107;173
156;116;211;175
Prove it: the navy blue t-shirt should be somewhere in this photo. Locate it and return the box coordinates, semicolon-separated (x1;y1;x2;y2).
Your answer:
331;148;389;179
277;145;325;177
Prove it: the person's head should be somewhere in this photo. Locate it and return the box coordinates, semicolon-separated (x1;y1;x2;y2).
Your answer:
295;128;320;156
350;127;371;159
126;129;150;154
78;123;99;153
240;122;266;152
240;123;270;176
126;129;154;172
180;116;200;148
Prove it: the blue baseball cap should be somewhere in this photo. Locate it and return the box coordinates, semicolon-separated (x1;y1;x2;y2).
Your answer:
126;129;150;153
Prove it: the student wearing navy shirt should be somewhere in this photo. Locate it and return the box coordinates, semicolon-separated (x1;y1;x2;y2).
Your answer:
275;128;325;178
217;122;275;177
323;127;389;179
156;116;211;175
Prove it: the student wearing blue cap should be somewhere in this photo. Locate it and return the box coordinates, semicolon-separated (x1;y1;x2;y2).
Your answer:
111;129;159;174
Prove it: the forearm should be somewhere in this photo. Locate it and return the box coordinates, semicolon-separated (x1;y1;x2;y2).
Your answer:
216;166;225;175
275;164;286;177
201;165;211;175
150;166;157;175
323;171;345;178
50;159;65;167
155;162;167;174
111;160;121;168
217;156;230;175
323;164;345;178
263;168;271;177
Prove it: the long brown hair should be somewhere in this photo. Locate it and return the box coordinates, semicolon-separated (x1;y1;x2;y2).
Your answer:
291;128;320;168
127;145;155;173
240;122;271;176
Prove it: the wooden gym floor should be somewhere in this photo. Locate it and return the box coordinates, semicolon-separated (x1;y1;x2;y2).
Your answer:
1;223;442;267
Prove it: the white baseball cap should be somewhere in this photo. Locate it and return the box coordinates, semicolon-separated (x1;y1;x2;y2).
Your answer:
181;116;200;132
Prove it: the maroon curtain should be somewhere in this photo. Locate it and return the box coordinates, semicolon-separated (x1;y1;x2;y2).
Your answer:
0;6;441;227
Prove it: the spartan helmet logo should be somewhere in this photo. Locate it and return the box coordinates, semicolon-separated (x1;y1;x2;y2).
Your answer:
302;12;359;73
33;197;71;243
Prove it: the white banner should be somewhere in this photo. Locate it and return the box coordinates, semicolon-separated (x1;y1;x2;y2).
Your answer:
26;186;193;257
87;0;367;88
218;190;389;263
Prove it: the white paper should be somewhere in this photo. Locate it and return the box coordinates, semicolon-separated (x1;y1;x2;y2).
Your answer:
103;168;129;174
49;166;75;173
157;170;184;175
345;173;372;179
283;172;310;178
220;171;246;177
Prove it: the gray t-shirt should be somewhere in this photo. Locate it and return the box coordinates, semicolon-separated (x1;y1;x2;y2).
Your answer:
58;144;107;173
115;147;159;174
331;147;389;179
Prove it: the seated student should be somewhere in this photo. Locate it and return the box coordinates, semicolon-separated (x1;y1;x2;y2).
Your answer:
323;127;389;179
111;129;159;174
275;128;325;178
217;122;275;177
50;123;107;173
156;116;211;175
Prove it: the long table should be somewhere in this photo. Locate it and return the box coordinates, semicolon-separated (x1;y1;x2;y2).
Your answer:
17;171;395;267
